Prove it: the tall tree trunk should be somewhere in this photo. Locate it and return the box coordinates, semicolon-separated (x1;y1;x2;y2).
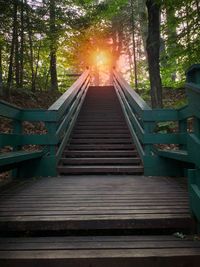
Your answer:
165;5;177;78
44;68;50;91
49;0;58;91
25;0;35;91
33;40;42;89
0;44;3;96
130;0;138;93
146;0;163;108
195;0;200;21
127;44;134;83
185;4;191;56
15;22;20;88
7;1;18;97
19;0;24;88
137;0;148;51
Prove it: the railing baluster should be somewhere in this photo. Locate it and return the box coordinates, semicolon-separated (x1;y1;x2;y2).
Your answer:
178;119;187;150
12;119;22;177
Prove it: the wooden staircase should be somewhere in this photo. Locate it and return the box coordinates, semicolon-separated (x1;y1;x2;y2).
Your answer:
1;80;200;266
58;86;143;175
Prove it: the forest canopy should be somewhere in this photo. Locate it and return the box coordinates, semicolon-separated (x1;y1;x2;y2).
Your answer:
0;0;199;108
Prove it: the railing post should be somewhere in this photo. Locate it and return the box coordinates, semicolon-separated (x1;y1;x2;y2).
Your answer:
185;64;200;228
143;121;154;156
194;118;200;138
178;119;187;150
38;121;57;177
12;119;22;177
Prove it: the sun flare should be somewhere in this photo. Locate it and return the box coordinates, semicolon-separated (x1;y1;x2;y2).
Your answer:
92;50;111;67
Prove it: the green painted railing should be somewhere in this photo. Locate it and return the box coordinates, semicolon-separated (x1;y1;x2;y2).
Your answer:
113;68;200;226
0;70;90;177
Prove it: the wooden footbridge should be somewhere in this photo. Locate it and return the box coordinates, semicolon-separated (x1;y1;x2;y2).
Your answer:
0;66;200;266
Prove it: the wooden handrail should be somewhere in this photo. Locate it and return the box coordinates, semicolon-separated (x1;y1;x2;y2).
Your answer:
112;69;196;177
49;70;90;117
0;69;90;177
113;70;151;112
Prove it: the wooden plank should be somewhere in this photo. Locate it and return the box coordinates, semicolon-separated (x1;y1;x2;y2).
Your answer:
0;176;193;232
70;139;132;144
57;166;144;174
154;148;191;163
67;144;136;150
0;151;43;166
60;158;141;165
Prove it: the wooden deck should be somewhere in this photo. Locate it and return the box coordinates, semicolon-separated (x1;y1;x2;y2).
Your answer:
1;235;200;267
0;175;193;233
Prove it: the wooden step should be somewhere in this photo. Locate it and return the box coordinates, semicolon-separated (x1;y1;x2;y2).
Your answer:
58;165;144;174
67;144;136;150
78;116;123;119
72;133;131;138
60;158;141;165
76;123;127;127
77;118;124;121
1;235;200;267
63;150;138;157
70;139;132;144
73;129;130;134
74;126;128;131
59;84;143;176
0;176;193;232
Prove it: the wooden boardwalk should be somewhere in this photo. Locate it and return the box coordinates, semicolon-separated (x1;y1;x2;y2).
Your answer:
0;175;193;233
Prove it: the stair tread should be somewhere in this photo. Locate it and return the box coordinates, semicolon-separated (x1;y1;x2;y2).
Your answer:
58;85;143;175
59;165;143;168
61;158;141;165
61;157;140;160
70;139;132;144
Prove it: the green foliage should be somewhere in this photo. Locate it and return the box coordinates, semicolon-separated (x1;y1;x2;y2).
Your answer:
0;0;199;100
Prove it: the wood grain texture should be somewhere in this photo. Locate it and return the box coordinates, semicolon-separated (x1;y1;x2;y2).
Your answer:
0;175;194;232
0;235;200;267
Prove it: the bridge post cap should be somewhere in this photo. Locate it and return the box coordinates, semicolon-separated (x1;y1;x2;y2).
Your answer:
186;64;200;86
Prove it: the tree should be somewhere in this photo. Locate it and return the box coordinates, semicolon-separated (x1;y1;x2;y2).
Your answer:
0;42;3;95
146;0;163;108
130;0;138;92
49;0;58;91
7;1;18;97
19;0;24;88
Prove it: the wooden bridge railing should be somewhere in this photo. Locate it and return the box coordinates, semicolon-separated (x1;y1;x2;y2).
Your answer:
113;67;200;225
0;70;90;177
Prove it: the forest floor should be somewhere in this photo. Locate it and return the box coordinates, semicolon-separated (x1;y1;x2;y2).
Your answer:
0;87;186;182
0;89;62;109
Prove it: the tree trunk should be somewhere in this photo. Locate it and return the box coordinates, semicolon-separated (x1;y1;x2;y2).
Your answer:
19;0;24;88
146;0;163;108
130;0;138;93
49;0;58;91
33;40;42;89
15;21;20;88
0;44;3;96
25;0;35;91
138;0;148;51
7;1;18;97
195;0;200;20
